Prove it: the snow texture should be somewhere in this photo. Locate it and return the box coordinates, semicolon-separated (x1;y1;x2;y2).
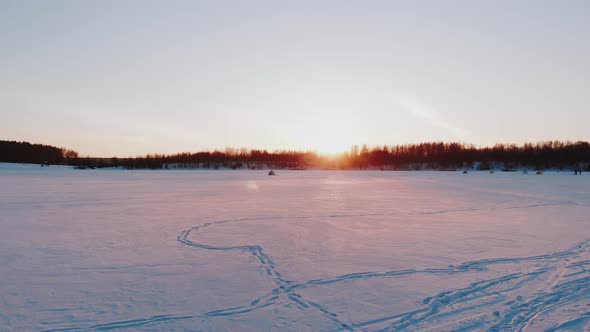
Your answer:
0;163;589;331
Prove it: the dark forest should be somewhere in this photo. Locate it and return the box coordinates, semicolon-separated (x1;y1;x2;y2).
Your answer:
1;140;589;171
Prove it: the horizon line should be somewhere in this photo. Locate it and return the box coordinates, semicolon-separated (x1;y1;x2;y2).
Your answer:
3;138;590;159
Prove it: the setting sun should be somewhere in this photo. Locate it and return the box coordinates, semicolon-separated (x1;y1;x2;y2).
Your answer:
284;112;358;154
304;127;354;154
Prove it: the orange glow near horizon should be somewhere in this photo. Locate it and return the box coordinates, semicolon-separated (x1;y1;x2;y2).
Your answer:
288;113;359;155
310;136;352;155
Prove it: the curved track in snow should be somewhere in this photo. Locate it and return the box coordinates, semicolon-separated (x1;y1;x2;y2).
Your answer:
44;203;590;331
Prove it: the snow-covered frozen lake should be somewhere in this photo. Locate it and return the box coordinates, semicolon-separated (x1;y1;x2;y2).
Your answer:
1;163;589;331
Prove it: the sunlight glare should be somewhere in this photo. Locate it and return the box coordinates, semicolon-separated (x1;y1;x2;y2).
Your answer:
296;113;357;154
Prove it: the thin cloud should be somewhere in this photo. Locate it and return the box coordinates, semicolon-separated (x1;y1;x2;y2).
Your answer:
397;94;470;141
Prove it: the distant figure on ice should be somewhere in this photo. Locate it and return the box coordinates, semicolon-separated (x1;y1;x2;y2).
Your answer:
268;170;276;176
574;168;582;175
462;170;468;174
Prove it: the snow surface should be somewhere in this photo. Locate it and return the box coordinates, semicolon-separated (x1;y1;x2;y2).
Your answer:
0;163;589;331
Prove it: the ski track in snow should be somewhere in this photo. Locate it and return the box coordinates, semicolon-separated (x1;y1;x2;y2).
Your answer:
43;202;590;332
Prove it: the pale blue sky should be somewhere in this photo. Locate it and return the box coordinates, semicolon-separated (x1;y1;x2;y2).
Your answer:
1;1;589;156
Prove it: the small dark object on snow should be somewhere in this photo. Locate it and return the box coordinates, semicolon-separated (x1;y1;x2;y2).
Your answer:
574;168;582;175
462;170;468;174
268;170;275;176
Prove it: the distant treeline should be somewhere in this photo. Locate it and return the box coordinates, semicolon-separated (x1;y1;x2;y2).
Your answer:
0;140;78;165
345;141;590;171
2;140;590;171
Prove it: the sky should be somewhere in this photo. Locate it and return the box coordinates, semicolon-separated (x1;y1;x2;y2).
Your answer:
1;1;589;157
